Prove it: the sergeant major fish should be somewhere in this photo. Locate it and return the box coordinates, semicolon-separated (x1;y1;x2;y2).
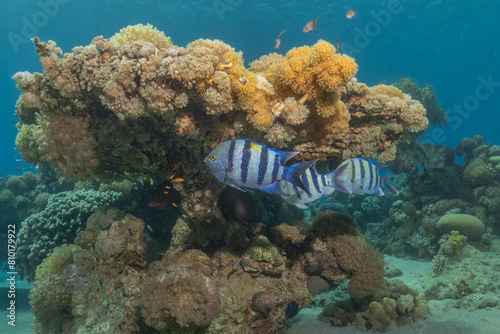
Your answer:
336;158;398;196
204;139;317;194
277;163;350;209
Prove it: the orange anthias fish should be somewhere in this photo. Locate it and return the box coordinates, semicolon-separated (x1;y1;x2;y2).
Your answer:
303;17;320;33
274;30;287;49
148;181;180;207
346;10;357;19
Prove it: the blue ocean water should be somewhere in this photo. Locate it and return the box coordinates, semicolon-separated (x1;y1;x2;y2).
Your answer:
1;1;500;333
1;0;499;176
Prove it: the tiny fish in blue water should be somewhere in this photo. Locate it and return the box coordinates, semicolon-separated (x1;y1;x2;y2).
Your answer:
104;246;107;252
204;139;317;194
336;158;398;196
231;257;244;273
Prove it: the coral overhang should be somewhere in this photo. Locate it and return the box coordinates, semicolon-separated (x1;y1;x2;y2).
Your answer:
13;24;428;184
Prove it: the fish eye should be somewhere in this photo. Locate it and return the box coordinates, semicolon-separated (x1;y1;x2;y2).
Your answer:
210;155;216;161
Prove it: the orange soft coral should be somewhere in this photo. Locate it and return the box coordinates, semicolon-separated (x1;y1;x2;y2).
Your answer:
269;40;357;104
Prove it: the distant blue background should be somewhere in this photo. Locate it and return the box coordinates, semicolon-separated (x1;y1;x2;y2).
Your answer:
1;0;499;177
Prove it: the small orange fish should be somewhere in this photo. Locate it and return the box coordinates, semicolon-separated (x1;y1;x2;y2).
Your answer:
161;149;166;157
108;285;115;293
169;174;175;179
274;30;287;49
182;214;188;218
173;161;182;171
346;10;357;19
173;178;184;183
164;185;171;189
303;17;320;33
172;203;178;207
140;154;148;159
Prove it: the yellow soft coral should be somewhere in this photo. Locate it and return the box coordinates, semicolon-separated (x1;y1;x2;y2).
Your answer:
270;40;357;101
310;40;358;92
370;84;409;100
110;23;173;50
35;244;81;281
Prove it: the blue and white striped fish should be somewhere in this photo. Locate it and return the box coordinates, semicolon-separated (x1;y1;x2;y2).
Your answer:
204;139;317;194
336;158;398;196
276;163;350;209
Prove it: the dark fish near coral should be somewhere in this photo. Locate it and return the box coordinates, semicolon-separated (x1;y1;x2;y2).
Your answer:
218;186;258;221
303;17;320;33
148;180;180;207
277;163;350;209
204;139;317;194
336;158;398;196
285;302;300;318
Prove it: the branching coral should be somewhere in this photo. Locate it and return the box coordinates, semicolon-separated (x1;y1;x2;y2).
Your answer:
16;189;122;281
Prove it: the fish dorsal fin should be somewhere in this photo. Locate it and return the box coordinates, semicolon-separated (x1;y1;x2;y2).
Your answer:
287;159;319;195
280;151;299;164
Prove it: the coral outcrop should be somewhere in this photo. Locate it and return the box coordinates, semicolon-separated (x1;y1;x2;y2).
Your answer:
26;202;392;333
16;189;122;281
319;280;427;331
437;214;485;241
13;25;428;187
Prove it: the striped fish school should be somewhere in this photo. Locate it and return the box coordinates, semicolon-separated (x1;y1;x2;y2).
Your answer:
277;163;350;209
204;139;317;194
336;158;398;196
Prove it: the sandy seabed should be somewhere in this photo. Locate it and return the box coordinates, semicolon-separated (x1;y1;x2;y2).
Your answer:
1;256;500;334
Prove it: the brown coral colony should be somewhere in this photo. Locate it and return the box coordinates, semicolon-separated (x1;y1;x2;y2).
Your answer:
14;23;428;182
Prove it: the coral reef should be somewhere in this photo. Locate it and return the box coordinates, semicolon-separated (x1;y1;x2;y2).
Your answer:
11;25;438;334
421;237;500;311
16;188;123;281
13;25;428;189
319;280;427;331
393;77;448;127
365;134;500;259
26;202;393;333
437;214;485;241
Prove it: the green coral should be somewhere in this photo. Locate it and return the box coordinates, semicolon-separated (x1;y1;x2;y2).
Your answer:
16;189;123;281
394;77;448;126
449;230;467;254
245;235;279;262
35;244;82;281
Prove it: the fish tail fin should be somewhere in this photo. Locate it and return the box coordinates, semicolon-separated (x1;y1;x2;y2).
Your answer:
327;162;352;194
285;159;319;195
382;175;399;195
313;17;321;29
